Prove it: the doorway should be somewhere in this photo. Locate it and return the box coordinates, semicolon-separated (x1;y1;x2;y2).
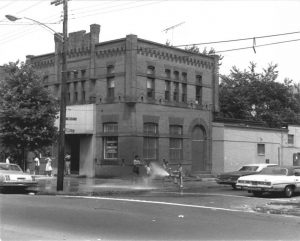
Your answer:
65;135;80;175
191;125;207;172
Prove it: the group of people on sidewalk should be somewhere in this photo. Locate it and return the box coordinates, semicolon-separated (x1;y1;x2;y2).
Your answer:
31;152;71;177
32;153;53;176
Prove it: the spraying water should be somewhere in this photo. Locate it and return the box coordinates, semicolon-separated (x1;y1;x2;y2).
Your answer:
150;162;170;177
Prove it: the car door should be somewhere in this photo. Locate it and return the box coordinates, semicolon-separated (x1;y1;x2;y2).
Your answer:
294;168;300;192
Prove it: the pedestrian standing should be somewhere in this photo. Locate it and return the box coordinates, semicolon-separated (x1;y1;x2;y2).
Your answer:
5;155;11;164
34;155;40;175
45;153;53;176
144;162;152;186
132;155;141;183
177;163;183;189
65;153;71;176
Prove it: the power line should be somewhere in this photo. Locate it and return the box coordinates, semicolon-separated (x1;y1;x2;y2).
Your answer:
70;0;166;20
175;30;300;48
213;38;300;54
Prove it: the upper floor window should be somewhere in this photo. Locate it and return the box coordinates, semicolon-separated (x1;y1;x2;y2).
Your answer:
107;65;115;75
196;75;202;85
144;123;158;135
182;72;187;82
196;86;202;104
182;83;187;103
73;70;78;79
81;69;86;78
173;82;179;102
165;69;171;79
165;81;171;101
67;71;71;80
288;134;294;145
107;77;115;99
174;71;179;81
147;66;155;75
147;78;155;99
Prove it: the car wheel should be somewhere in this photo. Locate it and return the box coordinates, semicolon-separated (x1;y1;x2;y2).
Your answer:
284;186;294;198
231;184;237;190
252;191;263;197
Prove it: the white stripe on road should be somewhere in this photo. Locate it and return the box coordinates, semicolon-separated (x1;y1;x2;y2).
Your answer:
152;191;295;201
63;195;254;213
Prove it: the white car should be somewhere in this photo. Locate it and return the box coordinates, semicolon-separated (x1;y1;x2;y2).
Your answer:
216;163;277;189
0;163;37;192
236;166;300;197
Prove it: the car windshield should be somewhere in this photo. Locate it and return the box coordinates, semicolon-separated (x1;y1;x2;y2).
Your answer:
260;167;288;175
0;164;22;172
239;166;258;171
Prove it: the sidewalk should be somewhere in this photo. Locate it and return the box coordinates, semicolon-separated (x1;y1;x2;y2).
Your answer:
34;174;216;196
31;175;300;217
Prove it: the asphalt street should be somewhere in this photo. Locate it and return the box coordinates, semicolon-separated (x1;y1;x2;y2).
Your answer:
1;177;300;241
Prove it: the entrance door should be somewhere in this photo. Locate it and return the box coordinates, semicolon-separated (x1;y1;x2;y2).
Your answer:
191;125;206;172
66;135;80;174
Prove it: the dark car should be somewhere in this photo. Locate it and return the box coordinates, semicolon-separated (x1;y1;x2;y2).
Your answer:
216;163;277;189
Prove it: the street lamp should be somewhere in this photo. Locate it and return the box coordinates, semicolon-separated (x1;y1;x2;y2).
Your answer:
6;11;68;191
5;15;63;41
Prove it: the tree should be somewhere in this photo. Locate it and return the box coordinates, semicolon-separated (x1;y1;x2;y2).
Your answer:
0;61;59;169
219;62;300;128
185;45;223;65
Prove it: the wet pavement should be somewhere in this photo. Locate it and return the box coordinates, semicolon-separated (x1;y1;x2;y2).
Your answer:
32;175;300;218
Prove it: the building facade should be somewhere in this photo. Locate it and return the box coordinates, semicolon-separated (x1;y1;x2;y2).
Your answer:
212;122;300;173
27;24;219;177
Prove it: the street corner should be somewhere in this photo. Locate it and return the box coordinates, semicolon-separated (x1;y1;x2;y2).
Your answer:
253;197;300;217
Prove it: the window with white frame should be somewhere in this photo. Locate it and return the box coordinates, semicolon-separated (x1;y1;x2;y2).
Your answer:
257;143;265;155
103;123;118;159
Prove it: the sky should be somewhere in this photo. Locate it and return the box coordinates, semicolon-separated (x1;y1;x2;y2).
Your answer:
0;0;300;83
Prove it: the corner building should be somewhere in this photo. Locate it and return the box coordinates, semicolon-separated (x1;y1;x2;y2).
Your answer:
28;24;219;177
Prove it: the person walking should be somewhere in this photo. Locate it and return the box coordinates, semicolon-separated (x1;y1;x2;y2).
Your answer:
65;153;71;176
45;153;53;176
34;155;40;175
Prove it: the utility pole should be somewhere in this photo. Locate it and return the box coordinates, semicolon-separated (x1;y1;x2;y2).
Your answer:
51;0;68;191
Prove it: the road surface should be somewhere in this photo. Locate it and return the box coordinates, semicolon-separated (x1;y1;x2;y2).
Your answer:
1;192;300;241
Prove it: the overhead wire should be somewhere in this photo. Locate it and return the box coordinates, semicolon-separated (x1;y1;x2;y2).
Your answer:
69;0;166;19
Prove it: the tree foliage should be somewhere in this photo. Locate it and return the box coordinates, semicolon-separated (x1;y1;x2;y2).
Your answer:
0;61;59;158
219;62;300;128
185;45;224;65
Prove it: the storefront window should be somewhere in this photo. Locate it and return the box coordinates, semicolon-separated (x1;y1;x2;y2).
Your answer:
103;123;118;159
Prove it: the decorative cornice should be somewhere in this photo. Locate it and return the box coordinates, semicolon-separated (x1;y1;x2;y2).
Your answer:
137;46;214;70
95;46;126;58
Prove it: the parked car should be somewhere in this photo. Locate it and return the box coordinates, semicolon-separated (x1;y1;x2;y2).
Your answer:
216;163;277;189
236;166;300;198
0;163;37;193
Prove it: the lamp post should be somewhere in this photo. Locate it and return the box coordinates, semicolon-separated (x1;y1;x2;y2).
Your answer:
6;0;68;191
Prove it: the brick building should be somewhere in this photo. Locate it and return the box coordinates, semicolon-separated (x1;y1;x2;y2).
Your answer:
27;24;219;177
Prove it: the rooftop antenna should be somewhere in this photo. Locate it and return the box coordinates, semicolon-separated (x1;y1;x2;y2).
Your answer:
163;21;185;46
